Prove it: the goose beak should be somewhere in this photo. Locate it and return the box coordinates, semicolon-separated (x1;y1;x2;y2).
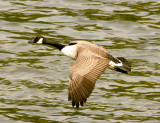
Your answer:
28;39;34;43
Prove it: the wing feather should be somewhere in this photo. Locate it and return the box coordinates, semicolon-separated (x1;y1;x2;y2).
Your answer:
68;51;109;108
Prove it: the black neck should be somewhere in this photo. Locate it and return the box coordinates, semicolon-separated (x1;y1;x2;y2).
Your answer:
43;39;65;50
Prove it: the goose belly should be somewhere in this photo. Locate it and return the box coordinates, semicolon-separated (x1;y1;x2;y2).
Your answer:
61;45;77;59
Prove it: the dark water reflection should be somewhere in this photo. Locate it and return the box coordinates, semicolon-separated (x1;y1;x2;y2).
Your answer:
0;0;160;122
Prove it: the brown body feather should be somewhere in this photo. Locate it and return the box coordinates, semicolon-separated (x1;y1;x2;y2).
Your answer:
68;41;110;108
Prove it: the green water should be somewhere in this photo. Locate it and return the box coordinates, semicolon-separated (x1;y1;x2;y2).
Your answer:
0;0;160;122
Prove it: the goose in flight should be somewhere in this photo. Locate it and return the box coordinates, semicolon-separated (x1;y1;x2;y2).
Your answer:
28;37;131;108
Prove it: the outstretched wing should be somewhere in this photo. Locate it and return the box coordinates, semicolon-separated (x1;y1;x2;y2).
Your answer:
68;51;109;108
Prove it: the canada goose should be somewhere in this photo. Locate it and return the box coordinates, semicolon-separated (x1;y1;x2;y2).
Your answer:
28;37;131;108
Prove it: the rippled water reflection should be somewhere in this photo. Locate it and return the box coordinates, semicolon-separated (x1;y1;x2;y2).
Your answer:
0;0;160;122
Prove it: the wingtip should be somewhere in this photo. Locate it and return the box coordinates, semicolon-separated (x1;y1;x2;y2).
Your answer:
76;104;79;109
72;101;75;107
71;100;86;108
80;101;84;106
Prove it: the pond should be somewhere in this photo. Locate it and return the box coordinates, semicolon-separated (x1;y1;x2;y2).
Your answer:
0;0;160;122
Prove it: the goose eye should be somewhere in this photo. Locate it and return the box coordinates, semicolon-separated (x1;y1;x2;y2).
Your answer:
69;43;77;45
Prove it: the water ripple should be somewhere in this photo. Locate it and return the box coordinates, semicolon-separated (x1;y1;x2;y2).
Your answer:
0;0;160;122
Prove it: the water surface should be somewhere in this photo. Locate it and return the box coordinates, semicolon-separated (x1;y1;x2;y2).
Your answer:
0;0;160;122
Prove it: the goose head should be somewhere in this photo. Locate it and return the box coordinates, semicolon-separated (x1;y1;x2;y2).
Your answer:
29;37;78;59
28;37;46;44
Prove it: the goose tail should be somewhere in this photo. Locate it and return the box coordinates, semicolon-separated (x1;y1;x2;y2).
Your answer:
109;56;131;74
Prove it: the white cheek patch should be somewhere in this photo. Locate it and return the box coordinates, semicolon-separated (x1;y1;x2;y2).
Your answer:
61;45;77;59
37;38;43;44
